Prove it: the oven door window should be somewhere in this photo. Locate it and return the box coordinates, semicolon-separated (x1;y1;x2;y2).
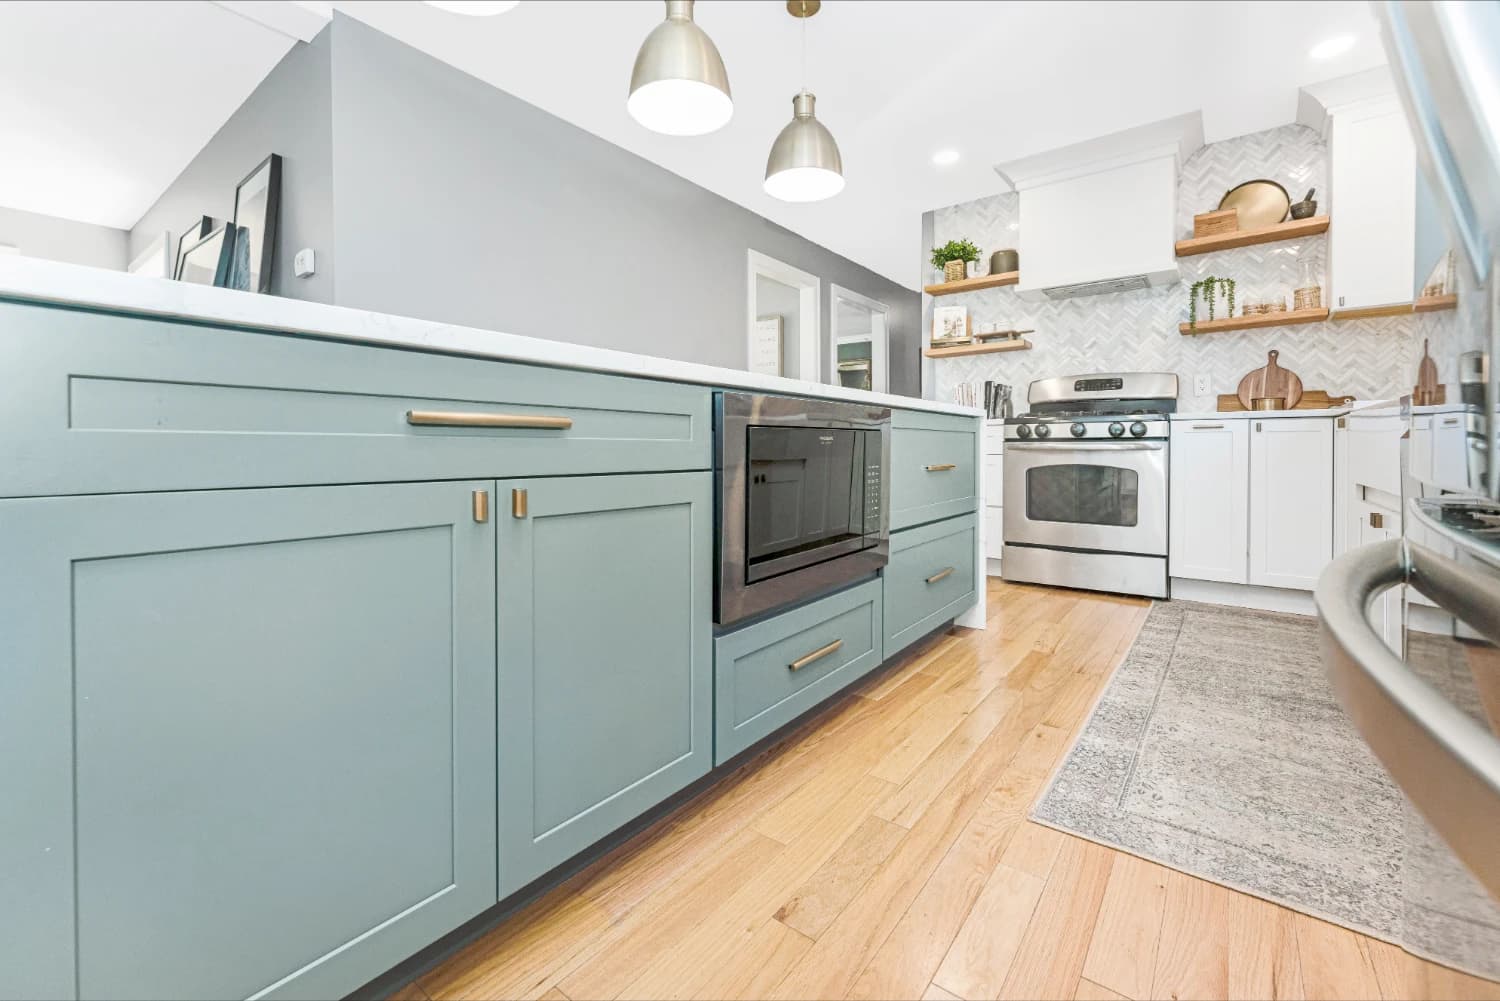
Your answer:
746;427;866;576
1026;463;1139;527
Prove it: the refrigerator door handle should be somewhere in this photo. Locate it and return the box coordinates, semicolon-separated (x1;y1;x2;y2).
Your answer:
1316;539;1500;900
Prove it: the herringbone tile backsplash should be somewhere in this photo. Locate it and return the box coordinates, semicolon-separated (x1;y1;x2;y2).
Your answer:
929;124;1464;410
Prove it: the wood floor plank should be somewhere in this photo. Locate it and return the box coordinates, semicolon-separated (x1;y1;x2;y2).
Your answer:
922;982;964;1001
1406;957;1500;1000
614;774;896;1000
997;836;1115;1000
999;822;1066;881
538;990;571;1001
387;982;433;1001
1226;894;1304;1001
1150;870;1230;1001
1082;853;1170;1000
555;826;784;1000
1291;913;1382;1001
1075;978;1132;1001
690;918;815;1001
1359;935;1412;1001
419;892;612;1001
774;814;907;940
931;863;1045;1000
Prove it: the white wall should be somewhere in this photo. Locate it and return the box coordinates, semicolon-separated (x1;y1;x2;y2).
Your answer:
0;206;127;270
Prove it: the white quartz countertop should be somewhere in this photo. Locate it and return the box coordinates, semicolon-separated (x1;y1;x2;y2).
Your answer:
0;256;982;419
1171;406;1362;421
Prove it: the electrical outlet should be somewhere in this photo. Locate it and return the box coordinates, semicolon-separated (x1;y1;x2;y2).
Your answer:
1194;374;1211;397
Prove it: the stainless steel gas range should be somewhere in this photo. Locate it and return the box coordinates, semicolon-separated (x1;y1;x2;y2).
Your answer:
1001;372;1177;598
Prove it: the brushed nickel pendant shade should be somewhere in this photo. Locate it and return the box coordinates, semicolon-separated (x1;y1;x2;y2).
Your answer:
627;0;733;137
764;1;843;202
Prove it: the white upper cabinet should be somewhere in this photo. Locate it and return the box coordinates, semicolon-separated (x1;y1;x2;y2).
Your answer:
1249;418;1335;590
1169;420;1250;584
1328;96;1417;311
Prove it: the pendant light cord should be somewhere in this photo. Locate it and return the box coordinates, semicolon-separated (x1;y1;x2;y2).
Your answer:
800;3;807;94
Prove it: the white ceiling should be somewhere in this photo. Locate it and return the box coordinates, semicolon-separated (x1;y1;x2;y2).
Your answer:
0;1;296;229
1;1;1387;287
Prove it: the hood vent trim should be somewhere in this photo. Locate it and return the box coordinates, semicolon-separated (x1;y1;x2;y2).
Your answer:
1039;275;1152;300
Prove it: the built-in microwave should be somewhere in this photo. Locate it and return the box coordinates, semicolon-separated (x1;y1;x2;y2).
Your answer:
715;391;890;626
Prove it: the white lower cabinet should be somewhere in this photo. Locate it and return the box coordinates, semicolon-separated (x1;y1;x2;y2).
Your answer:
1354;497;1402;652
1249;418;1335;589
983;428;1004;570
1170;417;1334;591
1170;420;1249;583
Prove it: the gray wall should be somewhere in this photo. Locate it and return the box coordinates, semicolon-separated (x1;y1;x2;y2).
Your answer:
0;207;127;270
754;274;801;377
328;15;921;395
128;26;335;303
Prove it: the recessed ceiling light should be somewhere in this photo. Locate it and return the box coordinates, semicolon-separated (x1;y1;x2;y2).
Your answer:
932;149;960;166
1309;34;1356;60
424;1;520;15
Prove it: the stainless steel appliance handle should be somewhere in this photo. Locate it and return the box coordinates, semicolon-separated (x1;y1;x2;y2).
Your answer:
1315;540;1500;899
1004;441;1165;453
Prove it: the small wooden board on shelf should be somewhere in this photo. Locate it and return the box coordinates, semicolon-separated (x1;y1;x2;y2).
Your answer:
923;271;1020;296
1174;215;1330;257
923;338;1032;359
1179;307;1329;335
1217;389;1355;412
1414;293;1458;313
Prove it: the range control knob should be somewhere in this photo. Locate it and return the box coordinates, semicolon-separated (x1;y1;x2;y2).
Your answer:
1129;421;1148;438
1015;423;1033;439
1034;423;1053;439
1070;422;1088;438
1108;422;1126;438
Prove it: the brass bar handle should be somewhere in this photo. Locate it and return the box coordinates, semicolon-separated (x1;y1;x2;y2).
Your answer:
925;463;958;472
472;490;489;523
789;638;843;672
407;410;574;430
1191;423;1225;430
512;489;528;519
1370;511;1385;529
926;567;955;584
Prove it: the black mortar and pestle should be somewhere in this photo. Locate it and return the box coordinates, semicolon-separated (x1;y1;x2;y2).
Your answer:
1290;188;1318;219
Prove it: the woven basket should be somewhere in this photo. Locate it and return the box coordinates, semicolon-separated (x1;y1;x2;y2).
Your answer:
1293;286;1322;311
944;260;967;283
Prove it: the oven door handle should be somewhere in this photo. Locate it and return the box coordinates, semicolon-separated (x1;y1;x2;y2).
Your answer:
1004;441;1165;452
1315;539;1500;900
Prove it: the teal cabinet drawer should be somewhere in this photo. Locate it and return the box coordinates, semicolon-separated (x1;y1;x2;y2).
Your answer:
714;578;883;764
884;514;977;659
890;411;979;531
0;300;710;497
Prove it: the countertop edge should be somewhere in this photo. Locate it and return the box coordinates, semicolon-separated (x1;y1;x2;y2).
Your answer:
0;256;983;419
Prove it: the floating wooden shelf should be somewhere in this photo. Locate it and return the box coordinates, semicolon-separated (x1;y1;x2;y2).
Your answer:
923;271;1020;296
1179;307;1329;335
923;337;1033;359
1174;216;1330;257
1331;294;1459;320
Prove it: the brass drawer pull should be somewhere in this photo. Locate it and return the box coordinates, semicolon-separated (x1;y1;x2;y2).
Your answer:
1370;511;1385;529
472;490;489;523
925;463;957;472
789;638;843;672
512;488;528;519
1191;423;1225;430
926;567;955;584
407;410;574;430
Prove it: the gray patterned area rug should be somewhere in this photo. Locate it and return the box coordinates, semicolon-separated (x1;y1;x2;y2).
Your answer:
1032;599;1500;980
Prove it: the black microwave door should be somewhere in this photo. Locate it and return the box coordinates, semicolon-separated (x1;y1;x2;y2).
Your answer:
745;427;868;582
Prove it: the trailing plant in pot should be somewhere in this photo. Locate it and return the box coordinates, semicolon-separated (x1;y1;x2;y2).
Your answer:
1188;275;1236;329
931;239;980;283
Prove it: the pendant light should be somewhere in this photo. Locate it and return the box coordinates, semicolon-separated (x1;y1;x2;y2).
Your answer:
628;1;733;137
764;0;844;202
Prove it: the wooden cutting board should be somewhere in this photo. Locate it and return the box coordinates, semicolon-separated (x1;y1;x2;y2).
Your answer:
1415;338;1441;405
1236;350;1304;409
1218;389;1354;412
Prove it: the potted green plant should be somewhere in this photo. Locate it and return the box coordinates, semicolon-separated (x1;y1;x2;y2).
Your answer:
931;239;980;284
1188;275;1236;329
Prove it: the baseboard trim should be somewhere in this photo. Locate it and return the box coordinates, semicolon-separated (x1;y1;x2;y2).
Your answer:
1170;577;1455;636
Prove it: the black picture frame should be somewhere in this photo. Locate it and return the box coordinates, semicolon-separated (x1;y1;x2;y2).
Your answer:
231;153;282;294
173;215;215;282
174;222;238;288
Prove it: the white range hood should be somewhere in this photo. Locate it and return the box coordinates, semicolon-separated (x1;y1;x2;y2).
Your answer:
995;113;1203;301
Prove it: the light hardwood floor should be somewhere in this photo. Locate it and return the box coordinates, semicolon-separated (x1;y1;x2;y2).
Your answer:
394;579;1500;1001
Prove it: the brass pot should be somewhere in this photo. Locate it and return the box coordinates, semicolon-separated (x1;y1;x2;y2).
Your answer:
1251;397;1287;411
990;249;1019;274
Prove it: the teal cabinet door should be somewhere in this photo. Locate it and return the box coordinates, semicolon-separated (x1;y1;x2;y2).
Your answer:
0;482;498;1001
496;472;713;897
